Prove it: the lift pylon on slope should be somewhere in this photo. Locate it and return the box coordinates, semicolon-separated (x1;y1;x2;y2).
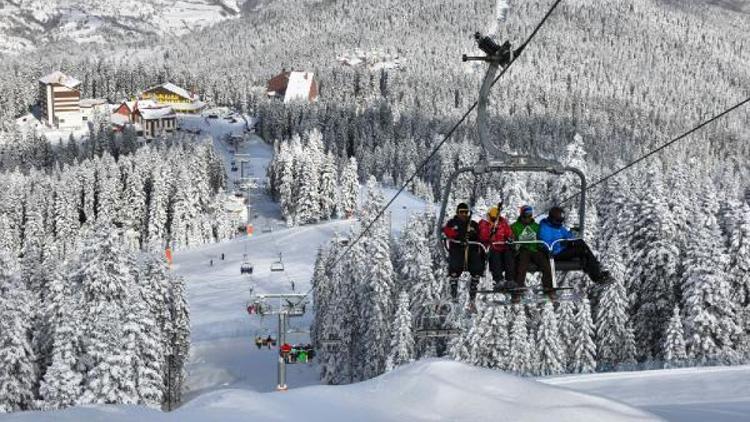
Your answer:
246;292;309;391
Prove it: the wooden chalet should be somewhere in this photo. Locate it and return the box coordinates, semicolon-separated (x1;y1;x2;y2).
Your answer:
266;70;318;103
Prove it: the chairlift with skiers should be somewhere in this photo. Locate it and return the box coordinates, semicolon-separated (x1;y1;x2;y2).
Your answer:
435;32;589;302
241;257;254;275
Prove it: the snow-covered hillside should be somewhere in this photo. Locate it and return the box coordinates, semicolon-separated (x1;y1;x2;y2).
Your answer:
0;360;660;422
543;365;750;422
0;0;245;54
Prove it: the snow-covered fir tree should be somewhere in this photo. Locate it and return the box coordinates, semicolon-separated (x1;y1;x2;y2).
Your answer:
340;157;360;218
385;292;415;371
535;302;564;376
663;306;688;369
0;283;36;413
570;299;597;374
468;304;509;370
506;304;531;376
596;244;636;371
557;301;576;370
681;183;738;365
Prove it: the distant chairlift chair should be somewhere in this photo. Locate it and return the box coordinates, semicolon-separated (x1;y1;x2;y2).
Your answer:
241;254;254;274
270;253;285;272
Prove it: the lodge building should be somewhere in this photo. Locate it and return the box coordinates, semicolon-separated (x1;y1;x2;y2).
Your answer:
39;71;82;129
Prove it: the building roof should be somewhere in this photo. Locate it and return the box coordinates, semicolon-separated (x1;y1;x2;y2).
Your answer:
39;71;81;89
143;82;197;101
138;106;176;120
111;113;131;126
284;71;315;103
170;100;207;112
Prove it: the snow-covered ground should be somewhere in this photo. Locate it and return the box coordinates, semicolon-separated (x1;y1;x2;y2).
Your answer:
1;361;660;422
542;365;750;422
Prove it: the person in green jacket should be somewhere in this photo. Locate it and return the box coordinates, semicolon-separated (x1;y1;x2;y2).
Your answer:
511;205;554;299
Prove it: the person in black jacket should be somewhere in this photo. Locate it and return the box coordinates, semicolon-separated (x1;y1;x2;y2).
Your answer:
442;203;485;302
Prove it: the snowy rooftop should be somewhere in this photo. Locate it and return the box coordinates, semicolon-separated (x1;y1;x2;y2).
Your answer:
39;71;81;89
110;113;130;126
284;72;315;103
138;106;176;120
144;82;197;101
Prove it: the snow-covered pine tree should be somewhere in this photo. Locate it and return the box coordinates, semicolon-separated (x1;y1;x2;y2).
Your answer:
557;301;576;370
468;304;509;370
726;198;750;360
318;152;339;220
663;306;688;369
311;246;333;349
276;142;296;222
570;299;597;374
146;167;169;250
385;292;415;371
535;302;564;376
507;304;531;376
73;223;137;405
123;285;163;407
165;272;190;406
77;311;136;405
681;183;738;365
38;301;83;409
294;151;321;225
340;157;359;219
596;245;634;371
629;167;681;361
0;283;36;413
39;259;82;410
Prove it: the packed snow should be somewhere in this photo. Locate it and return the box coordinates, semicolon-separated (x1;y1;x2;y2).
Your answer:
0;361;660;422
543;365;750;422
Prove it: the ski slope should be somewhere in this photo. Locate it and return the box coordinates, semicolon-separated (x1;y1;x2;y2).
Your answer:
2;361;660;422
542;365;750;422
172;118;433;395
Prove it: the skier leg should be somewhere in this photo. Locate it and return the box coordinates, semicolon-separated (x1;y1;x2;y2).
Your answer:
488;250;503;289
558;240;608;284
501;250;516;287
515;250;531;288
513;250;532;303
532;250;555;299
468;246;484;302
448;247;464;301
449;276;460;301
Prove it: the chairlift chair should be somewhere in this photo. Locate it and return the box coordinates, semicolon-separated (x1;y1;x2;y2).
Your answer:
270;252;285;272
240;253;254;274
436;31;589;291
415;300;461;338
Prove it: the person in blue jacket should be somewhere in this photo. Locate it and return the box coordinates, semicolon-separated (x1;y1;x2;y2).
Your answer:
539;206;611;285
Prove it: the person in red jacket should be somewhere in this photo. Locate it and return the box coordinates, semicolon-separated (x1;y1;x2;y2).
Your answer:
479;202;515;291
442;202;484;303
